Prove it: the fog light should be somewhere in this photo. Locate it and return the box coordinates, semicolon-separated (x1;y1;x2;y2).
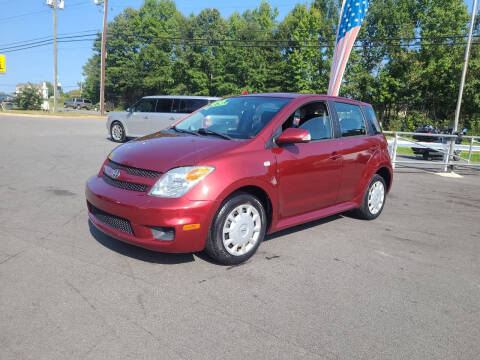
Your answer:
150;227;174;241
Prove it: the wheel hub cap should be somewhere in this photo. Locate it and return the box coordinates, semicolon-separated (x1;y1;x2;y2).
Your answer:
222;204;261;256
368;181;385;215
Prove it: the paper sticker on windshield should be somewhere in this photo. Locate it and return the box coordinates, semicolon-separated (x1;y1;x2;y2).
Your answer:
205;99;228;109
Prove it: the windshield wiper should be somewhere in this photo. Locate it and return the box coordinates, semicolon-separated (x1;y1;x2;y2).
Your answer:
171;126;200;136
197;128;232;140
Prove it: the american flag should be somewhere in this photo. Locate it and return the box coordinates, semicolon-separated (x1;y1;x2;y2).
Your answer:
328;0;370;96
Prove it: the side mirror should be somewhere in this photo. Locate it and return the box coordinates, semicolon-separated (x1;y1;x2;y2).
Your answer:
276;128;311;145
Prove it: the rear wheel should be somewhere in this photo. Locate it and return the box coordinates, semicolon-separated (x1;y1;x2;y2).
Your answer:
355;174;386;220
110;121;126;142
205;193;266;265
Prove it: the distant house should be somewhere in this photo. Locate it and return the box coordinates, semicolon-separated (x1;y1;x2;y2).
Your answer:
15;83;42;95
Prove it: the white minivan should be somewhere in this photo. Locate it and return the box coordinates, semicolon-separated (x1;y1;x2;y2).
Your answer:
107;95;221;142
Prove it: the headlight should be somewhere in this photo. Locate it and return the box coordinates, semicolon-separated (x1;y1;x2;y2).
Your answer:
149;166;215;198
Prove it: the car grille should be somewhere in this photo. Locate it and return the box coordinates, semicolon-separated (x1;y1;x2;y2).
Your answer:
102;173;148;192
108;160;161;178
89;202;133;235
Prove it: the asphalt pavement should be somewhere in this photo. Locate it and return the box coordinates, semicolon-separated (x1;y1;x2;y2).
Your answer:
1;114;479;360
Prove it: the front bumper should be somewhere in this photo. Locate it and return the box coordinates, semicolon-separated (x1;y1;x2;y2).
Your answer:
85;175;218;253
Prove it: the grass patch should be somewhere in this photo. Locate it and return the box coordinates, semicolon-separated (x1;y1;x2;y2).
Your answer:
1;109;105;118
394;146;480;162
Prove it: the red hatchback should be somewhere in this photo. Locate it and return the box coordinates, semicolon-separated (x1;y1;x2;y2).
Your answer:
86;94;392;264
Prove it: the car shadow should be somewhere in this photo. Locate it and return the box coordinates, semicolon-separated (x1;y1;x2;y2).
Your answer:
264;214;343;241
88;220;195;264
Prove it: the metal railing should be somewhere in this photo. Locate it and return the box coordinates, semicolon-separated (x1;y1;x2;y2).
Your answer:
383;131;480;172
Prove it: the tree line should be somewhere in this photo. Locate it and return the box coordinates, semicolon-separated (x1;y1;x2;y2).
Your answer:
82;0;480;133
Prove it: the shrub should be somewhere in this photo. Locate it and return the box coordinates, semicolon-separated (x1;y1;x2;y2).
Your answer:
14;84;43;110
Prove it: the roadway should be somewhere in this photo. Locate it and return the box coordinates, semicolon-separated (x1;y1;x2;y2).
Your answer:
1;114;479;360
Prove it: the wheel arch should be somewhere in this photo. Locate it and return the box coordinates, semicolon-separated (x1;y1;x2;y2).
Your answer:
217;184;274;233
376;166;392;193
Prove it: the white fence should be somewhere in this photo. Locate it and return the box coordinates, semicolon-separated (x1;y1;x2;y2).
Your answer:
384;131;480;172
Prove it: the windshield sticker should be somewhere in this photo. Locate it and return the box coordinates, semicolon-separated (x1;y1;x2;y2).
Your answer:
205;99;228;109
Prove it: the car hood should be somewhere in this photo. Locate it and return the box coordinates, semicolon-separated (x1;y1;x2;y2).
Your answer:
108;131;242;173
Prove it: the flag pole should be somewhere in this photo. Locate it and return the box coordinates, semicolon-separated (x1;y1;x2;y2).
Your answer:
453;0;478;133
446;0;478;171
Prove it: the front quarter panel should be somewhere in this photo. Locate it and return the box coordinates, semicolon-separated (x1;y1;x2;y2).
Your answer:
184;149;279;229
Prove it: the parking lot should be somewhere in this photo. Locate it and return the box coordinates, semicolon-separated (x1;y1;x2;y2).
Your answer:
1;114;479;360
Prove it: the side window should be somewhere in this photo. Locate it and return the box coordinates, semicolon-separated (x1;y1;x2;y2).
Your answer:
282;101;332;141
335;102;366;137
135;99;156;113
178;99;208;113
155;99;173;113
363;106;382;135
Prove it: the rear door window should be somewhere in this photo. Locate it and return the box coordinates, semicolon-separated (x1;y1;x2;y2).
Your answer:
362;106;382;135
335;102;367;137
155;99;173;113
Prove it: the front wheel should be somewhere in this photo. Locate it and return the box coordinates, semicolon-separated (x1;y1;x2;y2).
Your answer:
110;121;126;142
354;174;387;220
205;193;267;265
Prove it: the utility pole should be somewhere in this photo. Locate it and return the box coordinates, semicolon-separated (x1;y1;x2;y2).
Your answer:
53;0;58;112
446;0;478;171
47;0;63;112
100;0;108;115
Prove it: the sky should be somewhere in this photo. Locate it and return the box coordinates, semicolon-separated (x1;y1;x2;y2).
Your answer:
0;0;476;94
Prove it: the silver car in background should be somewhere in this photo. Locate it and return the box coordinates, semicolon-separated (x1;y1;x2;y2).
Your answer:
107;95;221;142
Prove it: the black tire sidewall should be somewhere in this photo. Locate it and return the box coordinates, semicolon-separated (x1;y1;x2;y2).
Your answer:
360;174;387;220
111;122;126;142
206;193;267;265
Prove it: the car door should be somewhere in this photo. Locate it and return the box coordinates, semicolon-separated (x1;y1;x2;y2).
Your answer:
128;98;157;136
149;98;174;131
273;101;342;219
334;101;376;203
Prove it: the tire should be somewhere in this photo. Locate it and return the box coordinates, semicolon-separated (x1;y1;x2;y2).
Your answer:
205;193;267;265
354;174;387;220
110;121;126;143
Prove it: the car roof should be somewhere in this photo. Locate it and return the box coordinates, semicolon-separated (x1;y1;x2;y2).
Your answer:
238;93;371;106
143;95;222;100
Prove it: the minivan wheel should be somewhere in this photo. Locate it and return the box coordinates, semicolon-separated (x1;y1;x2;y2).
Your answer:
110;122;126;142
355;174;386;220
205;193;267;265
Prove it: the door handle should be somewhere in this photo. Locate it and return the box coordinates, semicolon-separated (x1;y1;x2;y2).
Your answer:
330;151;341;160
143;116;148;119
169;117;175;121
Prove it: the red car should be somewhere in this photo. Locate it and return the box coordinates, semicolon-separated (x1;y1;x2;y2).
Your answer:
86;94;392;264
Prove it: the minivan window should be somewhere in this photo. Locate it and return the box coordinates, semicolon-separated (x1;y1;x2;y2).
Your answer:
335;102;366;137
363;106;382;135
135;99;156;113
175;97;292;140
177;99;209;113
156;99;173;113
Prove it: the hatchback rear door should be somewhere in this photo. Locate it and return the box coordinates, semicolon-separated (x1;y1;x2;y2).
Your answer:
334;101;376;203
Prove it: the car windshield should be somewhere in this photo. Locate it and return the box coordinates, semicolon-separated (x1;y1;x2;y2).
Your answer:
174;96;292;140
